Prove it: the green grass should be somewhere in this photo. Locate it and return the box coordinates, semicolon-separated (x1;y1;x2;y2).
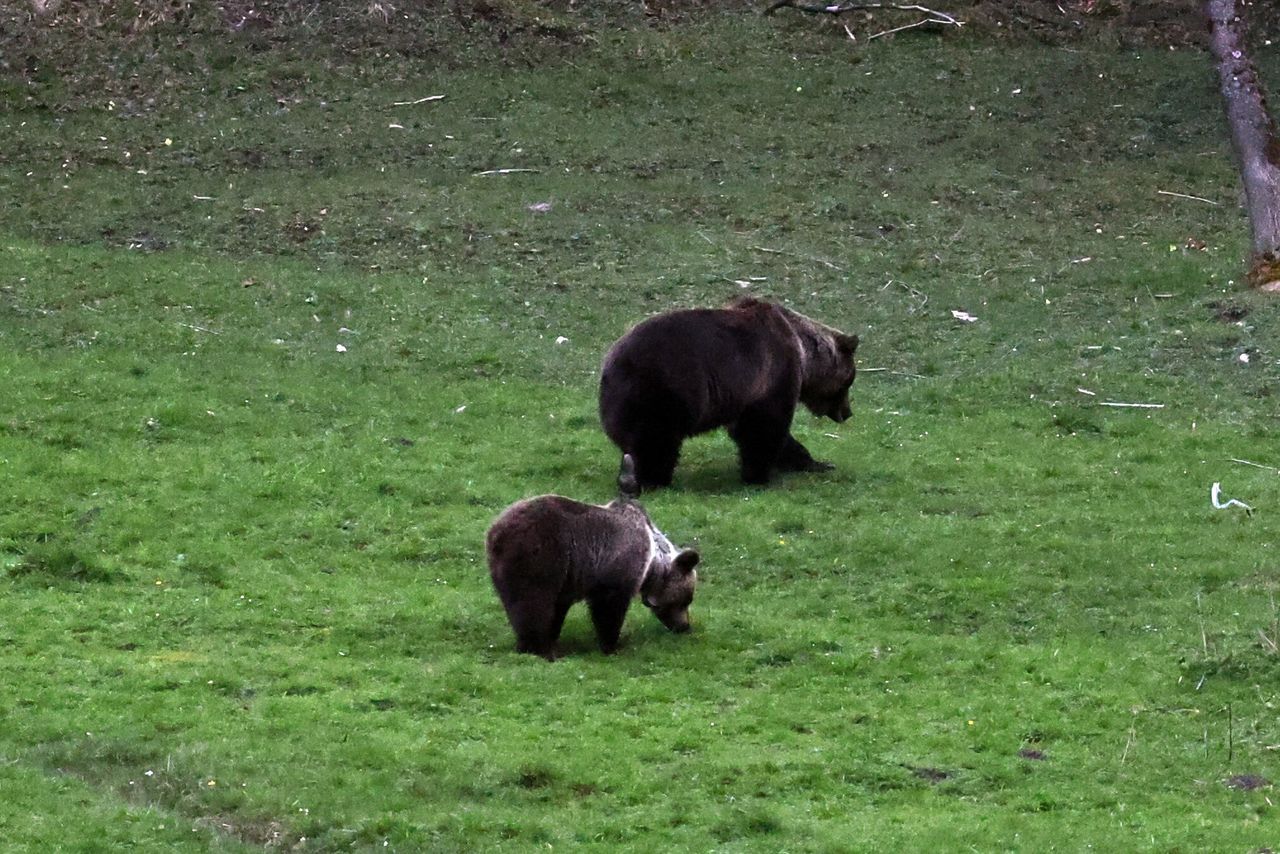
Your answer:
3;13;1280;850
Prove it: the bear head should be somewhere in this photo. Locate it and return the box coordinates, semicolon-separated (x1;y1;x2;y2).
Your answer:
799;330;858;423
639;522;699;633
612;453;699;631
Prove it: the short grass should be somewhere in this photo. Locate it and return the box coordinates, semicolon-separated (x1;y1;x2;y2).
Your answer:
3;12;1280;851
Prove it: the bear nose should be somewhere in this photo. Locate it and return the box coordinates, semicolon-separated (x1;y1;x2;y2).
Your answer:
663;612;691;633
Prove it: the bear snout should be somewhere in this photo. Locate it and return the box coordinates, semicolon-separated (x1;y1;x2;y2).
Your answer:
659;610;692;633
831;401;852;422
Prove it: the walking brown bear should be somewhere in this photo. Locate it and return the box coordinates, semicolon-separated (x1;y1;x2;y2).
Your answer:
599;297;858;488
485;456;699;660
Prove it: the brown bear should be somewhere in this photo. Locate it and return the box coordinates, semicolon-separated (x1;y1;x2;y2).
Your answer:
599;297;858;487
485;455;699;660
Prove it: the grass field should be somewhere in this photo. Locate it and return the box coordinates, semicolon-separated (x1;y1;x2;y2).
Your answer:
2;8;1280;850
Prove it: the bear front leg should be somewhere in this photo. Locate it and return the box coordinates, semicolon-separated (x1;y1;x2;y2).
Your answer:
776;434;834;473
729;410;791;485
587;585;634;654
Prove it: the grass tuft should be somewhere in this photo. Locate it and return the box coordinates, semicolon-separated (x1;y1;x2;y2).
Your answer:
8;541;117;584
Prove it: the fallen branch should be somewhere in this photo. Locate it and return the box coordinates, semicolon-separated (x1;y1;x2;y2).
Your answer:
763;0;963;30
870;18;937;38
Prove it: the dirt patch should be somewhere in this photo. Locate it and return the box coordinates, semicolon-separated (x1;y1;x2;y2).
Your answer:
960;0;1209;47
1208;301;1251;323
195;813;292;848
1225;773;1271;791
29;738;300;850
515;766;556;789
6;0;1279;60
910;765;953;783
776;0;1280;47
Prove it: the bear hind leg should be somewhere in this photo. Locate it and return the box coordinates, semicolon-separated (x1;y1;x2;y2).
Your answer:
587;585;633;654
544;592;575;654
506;600;560;660
630;432;681;489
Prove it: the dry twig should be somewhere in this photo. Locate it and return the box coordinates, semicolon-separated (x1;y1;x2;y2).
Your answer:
1230;457;1280;473
387;95;446;108
751;246;843;271
472;168;541;177
1260;628;1279;654
880;278;928;313
1120;723;1136;764
1156;189;1220;206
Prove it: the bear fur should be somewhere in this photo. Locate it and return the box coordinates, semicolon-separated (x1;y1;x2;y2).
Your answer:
485;456;699;660
599;297;858;487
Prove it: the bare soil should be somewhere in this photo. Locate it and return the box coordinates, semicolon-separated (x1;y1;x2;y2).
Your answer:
3;0;1278;60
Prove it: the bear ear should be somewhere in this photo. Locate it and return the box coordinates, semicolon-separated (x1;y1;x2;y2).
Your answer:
617;454;640;500
836;333;859;356
675;549;700;574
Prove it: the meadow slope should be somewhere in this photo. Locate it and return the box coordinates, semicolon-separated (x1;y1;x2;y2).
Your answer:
2;13;1279;851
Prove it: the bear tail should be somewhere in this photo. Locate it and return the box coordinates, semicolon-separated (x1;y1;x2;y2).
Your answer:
617;453;641;500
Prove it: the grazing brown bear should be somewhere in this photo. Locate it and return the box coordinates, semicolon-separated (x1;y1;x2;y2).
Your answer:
485;456;699;660
599;297;858;488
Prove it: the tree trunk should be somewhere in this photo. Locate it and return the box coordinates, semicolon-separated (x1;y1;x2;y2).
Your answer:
1205;0;1280;292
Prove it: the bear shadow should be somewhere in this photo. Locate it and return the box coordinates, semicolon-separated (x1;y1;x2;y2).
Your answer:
662;463;745;496
651;461;852;496
549;630;603;659
539;617;689;661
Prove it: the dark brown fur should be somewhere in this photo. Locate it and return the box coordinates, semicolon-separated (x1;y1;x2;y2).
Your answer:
599;297;858;487
486;462;698;659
